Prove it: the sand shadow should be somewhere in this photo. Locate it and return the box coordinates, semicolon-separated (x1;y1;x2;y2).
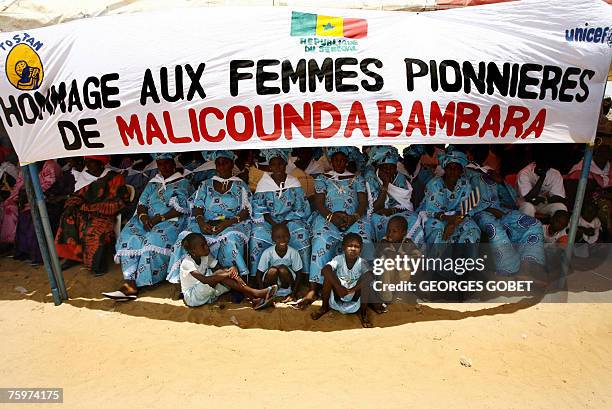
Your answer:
0;257;557;332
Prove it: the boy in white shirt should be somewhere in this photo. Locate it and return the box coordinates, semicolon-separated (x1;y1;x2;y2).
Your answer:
256;223;303;301
517;154;567;218
180;233;277;309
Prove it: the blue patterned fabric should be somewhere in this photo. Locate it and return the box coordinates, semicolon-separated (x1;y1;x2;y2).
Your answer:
422;176;481;244
327;146;352;158
202;150;236;161
249;183;311;276
403;145;426;159
115;176;192;286
466;167;544;274
309;174;372;284
438;150;469;169
151;153;175;160
368;146;400;166
261;149;291;163
326;255;369;314
364;169;425;245
176;178;252;277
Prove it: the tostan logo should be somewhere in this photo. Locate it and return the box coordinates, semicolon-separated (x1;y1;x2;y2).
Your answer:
5;43;44;91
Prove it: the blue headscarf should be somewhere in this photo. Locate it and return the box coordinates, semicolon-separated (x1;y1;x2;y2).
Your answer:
201;150;236;162
368;146;399;166
261;148;291;163
151;153;175;161
403;145;426;159
327;146;352;159
438;150;468;169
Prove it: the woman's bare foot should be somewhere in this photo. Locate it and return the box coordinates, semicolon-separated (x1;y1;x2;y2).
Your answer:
310;306;329;320
359;309;373;328
297;289;318;310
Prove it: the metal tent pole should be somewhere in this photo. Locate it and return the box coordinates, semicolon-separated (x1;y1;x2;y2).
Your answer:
27;163;68;300
21;165;62;305
560;143;594;289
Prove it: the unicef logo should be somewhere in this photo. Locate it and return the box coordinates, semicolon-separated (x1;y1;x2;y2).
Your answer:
5;43;44;91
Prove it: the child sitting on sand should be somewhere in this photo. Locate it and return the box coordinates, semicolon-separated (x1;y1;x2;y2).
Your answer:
380;215;420;304
180;233;277;309
256;223;303;302
543;210;570;245
310;233;375;328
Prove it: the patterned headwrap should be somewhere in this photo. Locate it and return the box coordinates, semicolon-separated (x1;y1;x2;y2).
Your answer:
368;146;399;166
403;145;426;159
201;150;236;162
327;146;352;159
151;153;175;161
438;150;468;169
261;148;291;163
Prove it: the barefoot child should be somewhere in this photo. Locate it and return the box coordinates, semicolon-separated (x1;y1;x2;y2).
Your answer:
311;233;374;328
256;223;303;301
180;233;277;309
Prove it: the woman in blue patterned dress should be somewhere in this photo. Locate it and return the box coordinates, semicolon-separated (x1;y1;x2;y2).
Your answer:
249;149;311;279
298;146;372;309
364;146;425;246
422;150;481;251
179;150;252;278
104;153;191;300
465;145;545;276
401;145;434;208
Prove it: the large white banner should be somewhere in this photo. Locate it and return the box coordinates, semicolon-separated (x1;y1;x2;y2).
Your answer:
0;0;611;163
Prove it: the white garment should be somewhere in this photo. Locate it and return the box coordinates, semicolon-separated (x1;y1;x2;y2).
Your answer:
519;201;567;217
73;167;110;191
148;171;185;192
324;170;355;180
569;160;610;188
306;156;331;175
517;163;566;198
579;217;602;244
378;170;413;211
0;162;18;180
466;162;493;173
179;254;218;295
255;172;301;196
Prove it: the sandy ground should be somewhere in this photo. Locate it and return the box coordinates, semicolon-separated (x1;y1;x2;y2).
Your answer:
1;257;612;409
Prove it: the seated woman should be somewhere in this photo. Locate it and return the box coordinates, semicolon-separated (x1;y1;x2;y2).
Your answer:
55;156;126;275
16;158;78;266
178;150;252;278
422;150;481;262
105;153;190;300
299;146;372;308
401;145;434;208
466;145;545;276
364;146;425;246
249;148;311;281
2;160;60;259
